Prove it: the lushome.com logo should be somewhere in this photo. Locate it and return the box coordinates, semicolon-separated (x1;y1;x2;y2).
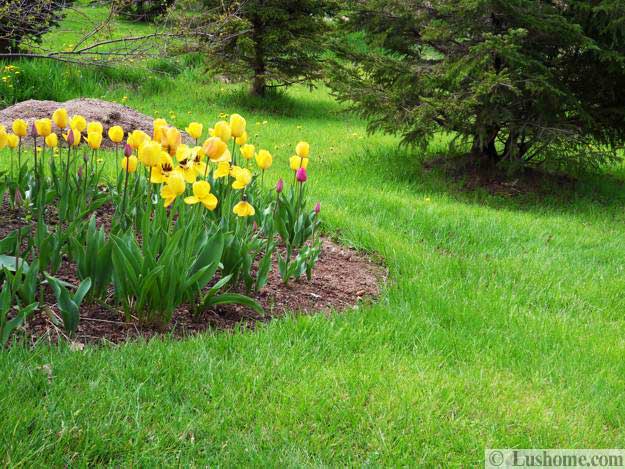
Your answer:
485;449;625;468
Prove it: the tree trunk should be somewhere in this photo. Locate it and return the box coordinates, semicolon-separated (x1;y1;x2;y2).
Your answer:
250;13;266;97
252;74;266;97
0;37;13;54
472;131;500;162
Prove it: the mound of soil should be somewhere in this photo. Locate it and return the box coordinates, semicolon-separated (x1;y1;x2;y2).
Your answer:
1;202;385;346
0;98;190;147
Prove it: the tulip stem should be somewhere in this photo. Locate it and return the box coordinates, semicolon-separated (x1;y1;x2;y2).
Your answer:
39;146;45;211
148;166;153;215
64;140;71;197
17;138;22;185
114;144;119;182
33;135;39;191
121;165;130;222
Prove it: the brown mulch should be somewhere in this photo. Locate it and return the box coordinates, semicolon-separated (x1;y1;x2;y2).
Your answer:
2;203;385;346
0;98;192;147
423;153;577;197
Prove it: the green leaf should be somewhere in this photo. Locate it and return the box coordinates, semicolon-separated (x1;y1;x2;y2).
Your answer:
46;274;80;335
203;293;264;315
0;255;29;273
256;245;274;291
1;302;38;347
205;274;233;298
73;278;92;305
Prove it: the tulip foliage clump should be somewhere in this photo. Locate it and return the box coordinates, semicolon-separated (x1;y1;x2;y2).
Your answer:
0;109;322;342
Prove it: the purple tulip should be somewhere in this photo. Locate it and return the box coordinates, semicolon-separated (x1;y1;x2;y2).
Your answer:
67;129;75;146
124;143;132;157
314;202;320;214
276;178;284;193
77;166;83;179
296;167;307;183
30;122;37;137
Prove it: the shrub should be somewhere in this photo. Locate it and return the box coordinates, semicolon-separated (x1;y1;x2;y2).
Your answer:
329;1;625;171
0;0;73;54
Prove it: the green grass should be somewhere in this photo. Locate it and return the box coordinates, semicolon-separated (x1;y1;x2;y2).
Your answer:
2;6;625;467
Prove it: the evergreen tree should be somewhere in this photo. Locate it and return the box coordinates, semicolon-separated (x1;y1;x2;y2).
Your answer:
114;0;175;23
0;0;73;54
180;0;340;96
330;1;625;169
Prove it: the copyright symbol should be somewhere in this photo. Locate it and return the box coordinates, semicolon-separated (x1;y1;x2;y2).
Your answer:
488;450;504;467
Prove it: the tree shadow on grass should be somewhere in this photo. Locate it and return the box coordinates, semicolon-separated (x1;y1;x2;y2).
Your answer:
343;143;625;218
214;85;346;121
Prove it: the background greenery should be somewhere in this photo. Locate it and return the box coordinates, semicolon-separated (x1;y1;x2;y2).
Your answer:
2;1;625;465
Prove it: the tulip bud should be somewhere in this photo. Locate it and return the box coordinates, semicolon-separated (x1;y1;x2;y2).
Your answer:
276;178;284;193
124;143;132;157
77;166;83;179
30;122;37;137
296;167;307;183
67;129;75;146
314;202;320;214
14;189;22;207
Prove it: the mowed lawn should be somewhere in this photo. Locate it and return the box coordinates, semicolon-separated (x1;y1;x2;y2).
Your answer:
2;6;625;467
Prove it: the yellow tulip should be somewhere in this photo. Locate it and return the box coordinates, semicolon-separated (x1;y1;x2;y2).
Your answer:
160;172;186;207
139;140;162;167
35;118;52;137
229;113;246;138
214;161;231;179
296;141;310;158
87;131;103;150
255;149;272;170
175;143;191;161
70;115;87;132
87;121;103;135
185;122;203;140
176;151;198;184
153;119;168;141
108;125;124;143
235;131;248;146
121;155;138;173
191;147;208;176
52;108;69;129
289;155;309;171
202;137;228;161
184;180;218;210
240;144;255;160
128;129;149;150
231;166;252;189
166;127;182;151
12;119;27;137
151;152;174;183
233;200;255;217
0;128;7;149
7;133;18;149
153;118;168;129
213;120;232;142
45;133;58;148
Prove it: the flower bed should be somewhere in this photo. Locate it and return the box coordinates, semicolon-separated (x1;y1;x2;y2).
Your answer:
0;109;384;346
